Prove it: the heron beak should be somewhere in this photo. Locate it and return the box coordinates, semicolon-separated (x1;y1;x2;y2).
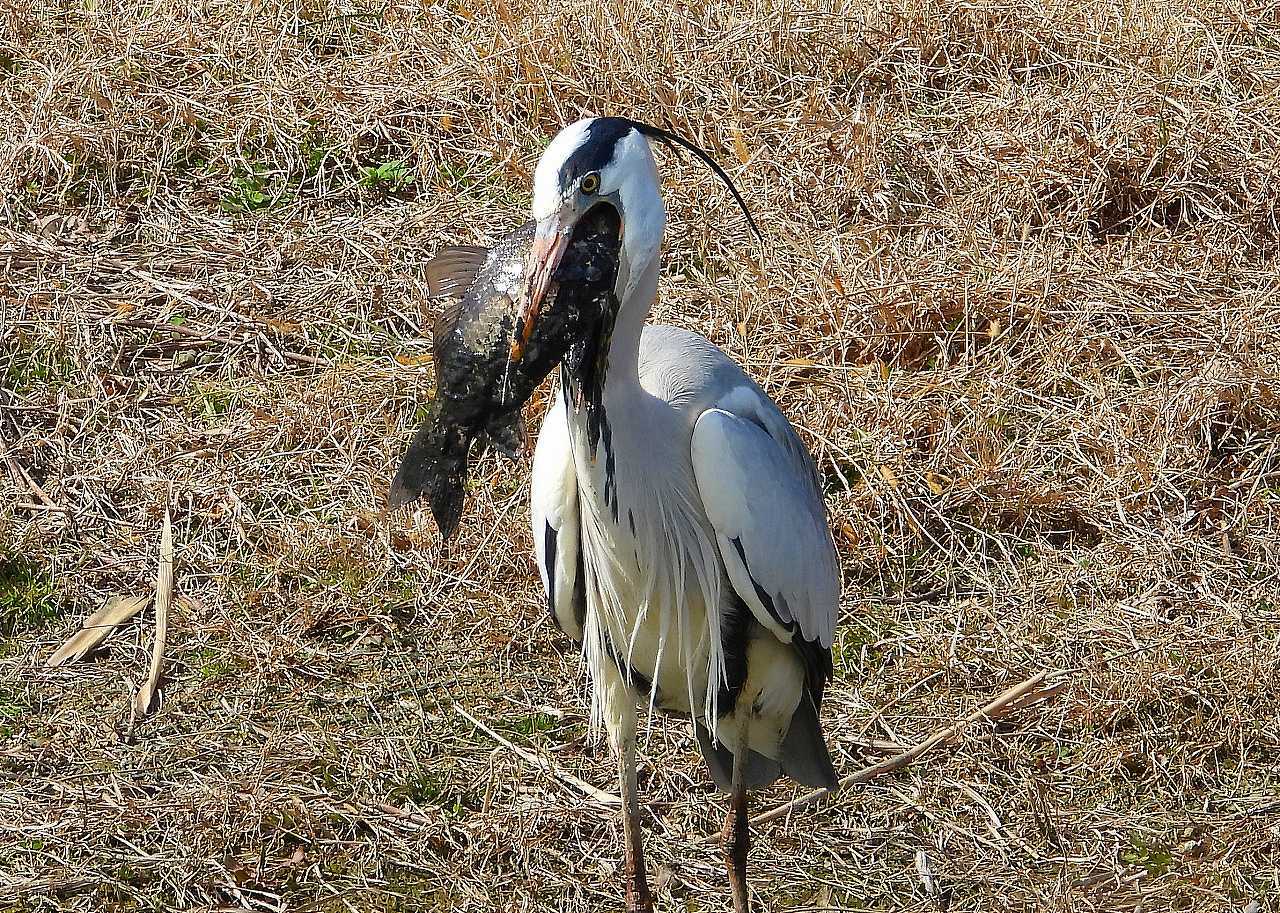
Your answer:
511;212;573;363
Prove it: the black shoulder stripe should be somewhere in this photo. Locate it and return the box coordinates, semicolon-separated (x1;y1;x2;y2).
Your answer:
792;634;833;706
543;521;559;625
743;410;771;436
602;427;618;522
729;535;790;631
572;541;586;633
717;591;752;717
727;536;828;704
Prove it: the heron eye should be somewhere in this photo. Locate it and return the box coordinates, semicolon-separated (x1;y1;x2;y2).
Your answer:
580;171;601;194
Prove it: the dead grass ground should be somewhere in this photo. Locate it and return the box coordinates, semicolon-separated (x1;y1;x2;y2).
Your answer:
3;1;1280;910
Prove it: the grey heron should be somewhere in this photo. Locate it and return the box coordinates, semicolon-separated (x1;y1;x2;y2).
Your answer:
518;117;840;913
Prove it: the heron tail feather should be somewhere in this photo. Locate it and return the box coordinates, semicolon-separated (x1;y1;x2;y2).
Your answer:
778;693;839;791
693;720;782;794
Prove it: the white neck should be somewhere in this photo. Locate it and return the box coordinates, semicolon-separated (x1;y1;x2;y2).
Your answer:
606;243;661;382
605;132;666;384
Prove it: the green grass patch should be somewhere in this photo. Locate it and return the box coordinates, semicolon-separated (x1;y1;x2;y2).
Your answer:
4;343;76;394
359;158;413;192
432;156;519;207
300;129;336;179
1122;834;1174;877
388;767;478;820
0;555;64;638
0;686;27;738
435;157;479;191
185;646;243;682
495;711;559;738
188;380;237;422
831;610;895;674
389;768;448;804
308;554;372;597
221;164;285;213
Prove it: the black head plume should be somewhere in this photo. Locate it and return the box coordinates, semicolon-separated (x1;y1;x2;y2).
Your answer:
620;118;764;245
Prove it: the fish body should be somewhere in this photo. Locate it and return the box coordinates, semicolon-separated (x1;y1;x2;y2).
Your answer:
389;206;622;538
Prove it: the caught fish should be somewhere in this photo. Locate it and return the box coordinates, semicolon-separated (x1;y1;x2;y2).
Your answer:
388;204;622;539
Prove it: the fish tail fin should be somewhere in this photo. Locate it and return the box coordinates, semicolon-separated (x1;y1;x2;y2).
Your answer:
389;400;473;540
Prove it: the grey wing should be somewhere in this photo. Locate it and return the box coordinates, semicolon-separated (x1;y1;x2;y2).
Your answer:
690;390;838;651
531;394;584;642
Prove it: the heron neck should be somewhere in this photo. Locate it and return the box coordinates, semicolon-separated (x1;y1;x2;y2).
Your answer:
604;253;659;385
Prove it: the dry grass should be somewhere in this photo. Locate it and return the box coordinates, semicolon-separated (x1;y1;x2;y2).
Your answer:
3;0;1280;910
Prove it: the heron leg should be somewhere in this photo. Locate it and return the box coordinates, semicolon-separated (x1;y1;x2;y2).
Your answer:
602;661;652;913
619;732;653;913
721;716;751;913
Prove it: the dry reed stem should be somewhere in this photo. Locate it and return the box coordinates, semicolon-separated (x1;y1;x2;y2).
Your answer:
710;668;1056;841
45;594;150;668
455;704;622;807
133;508;173;716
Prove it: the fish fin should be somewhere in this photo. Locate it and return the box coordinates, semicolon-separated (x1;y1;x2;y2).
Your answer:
425;245;489;298
484;411;530;460
418;246;486;349
430;298;466;371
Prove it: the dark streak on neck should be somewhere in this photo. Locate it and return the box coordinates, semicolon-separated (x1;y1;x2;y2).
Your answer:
562;290;620;521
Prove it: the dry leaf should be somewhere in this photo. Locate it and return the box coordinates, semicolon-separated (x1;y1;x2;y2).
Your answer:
135;509;174;715
262;317;301;337
878;359;890;381
394;352;434;367
440;113;453;132
732;128;750;165
925;471;945;495
784;357;816;369
46;595;150;667
987;319;1001;339
878;465;899;488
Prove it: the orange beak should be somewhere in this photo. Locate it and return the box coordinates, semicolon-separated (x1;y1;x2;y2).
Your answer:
511;216;572;363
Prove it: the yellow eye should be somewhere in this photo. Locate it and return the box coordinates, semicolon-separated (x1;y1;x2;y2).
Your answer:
581;172;601;194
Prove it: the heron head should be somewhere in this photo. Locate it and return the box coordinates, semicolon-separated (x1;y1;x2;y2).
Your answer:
512;116;761;362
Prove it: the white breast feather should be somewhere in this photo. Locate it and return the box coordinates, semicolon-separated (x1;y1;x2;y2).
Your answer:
574;450;727;736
